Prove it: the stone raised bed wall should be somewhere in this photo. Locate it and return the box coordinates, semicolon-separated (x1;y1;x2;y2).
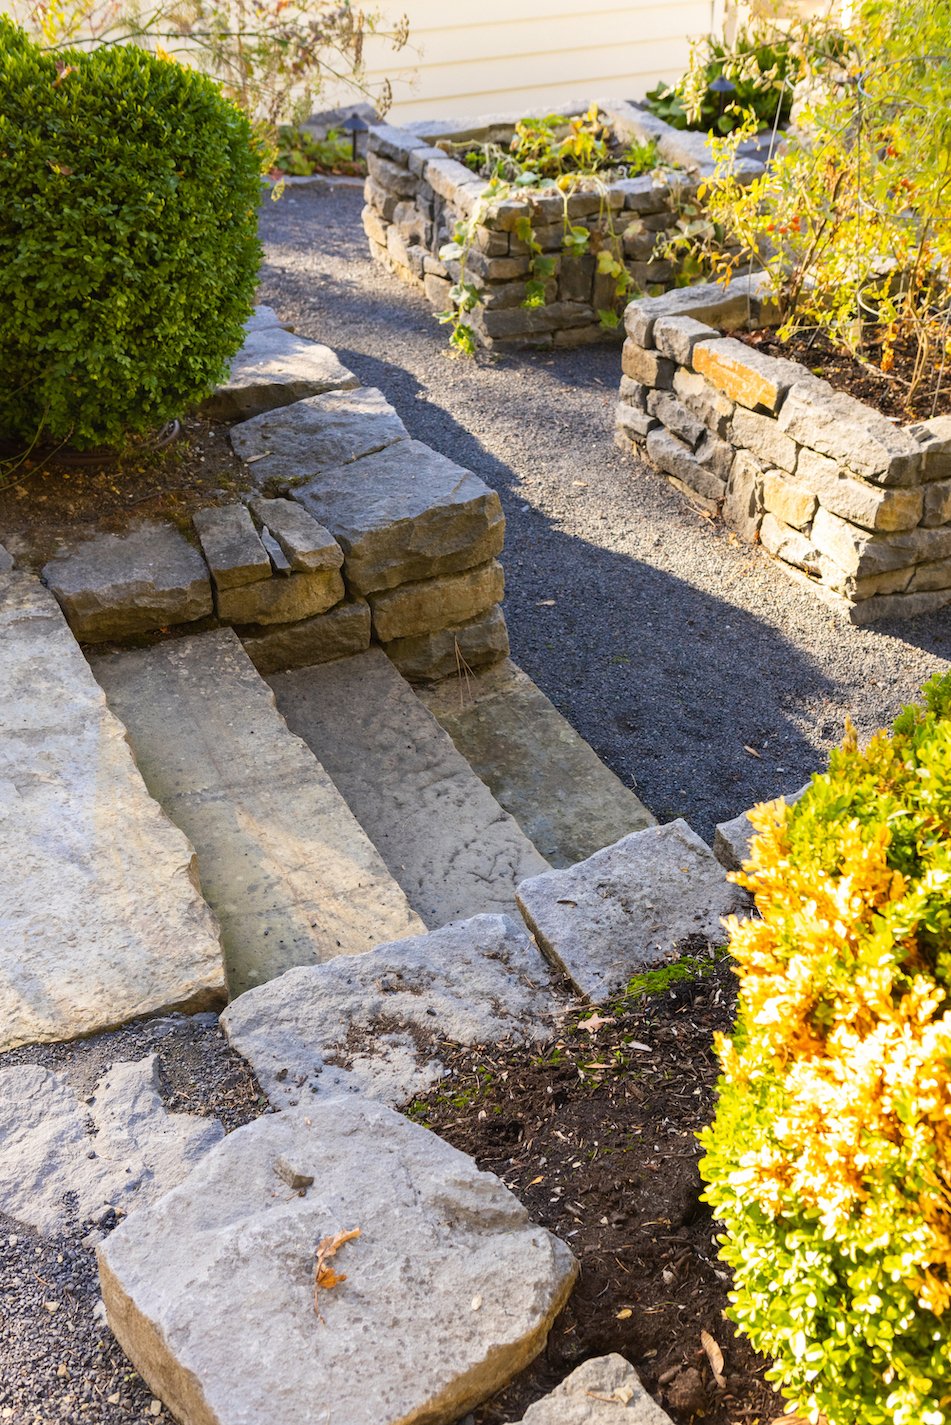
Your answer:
362;101;769;350
614;277;951;624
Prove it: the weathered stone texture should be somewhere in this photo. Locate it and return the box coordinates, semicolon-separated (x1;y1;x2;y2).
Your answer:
723;450;764;541
646;428;726;504
761;469;817;530
369;560;504;642
731;405;798;472
778;382;924;486
203;327;358;422
384;606;511;682
622;341;675;389
514;1355;674;1425
693;338;809;412
231;387;409;486
623;280;754;347
192;504;271;591
239;598;371;675
247;498;344;573
216;567;344;626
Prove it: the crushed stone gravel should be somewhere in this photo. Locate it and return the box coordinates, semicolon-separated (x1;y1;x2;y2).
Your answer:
258;184;951;841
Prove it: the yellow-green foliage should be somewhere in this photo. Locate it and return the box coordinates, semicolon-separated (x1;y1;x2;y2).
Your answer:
701;673;951;1425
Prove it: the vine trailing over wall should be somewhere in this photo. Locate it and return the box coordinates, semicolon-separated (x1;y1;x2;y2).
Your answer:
435;106;669;355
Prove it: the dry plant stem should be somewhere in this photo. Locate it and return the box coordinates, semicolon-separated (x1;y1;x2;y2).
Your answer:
313;1226;361;1321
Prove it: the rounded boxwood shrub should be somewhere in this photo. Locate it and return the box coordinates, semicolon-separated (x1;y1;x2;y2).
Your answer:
701;672;951;1424
0;20;263;449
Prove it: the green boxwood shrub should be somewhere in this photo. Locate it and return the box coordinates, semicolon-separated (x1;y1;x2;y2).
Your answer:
700;672;951;1424
0;20;264;449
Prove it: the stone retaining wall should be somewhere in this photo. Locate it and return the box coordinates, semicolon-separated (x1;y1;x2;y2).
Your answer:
614;277;951;624
363;102;770;350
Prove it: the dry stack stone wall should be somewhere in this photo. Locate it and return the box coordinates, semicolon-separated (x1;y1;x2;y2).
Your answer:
615;278;951;623
362;102;769;351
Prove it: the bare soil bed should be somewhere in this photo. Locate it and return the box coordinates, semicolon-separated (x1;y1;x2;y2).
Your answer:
408;955;785;1425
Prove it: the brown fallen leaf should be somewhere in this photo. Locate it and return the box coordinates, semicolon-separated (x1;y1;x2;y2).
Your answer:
577;1013;615;1034
314;1226;361;1320
700;1328;726;1388
743;744;762;758
586;1385;635;1405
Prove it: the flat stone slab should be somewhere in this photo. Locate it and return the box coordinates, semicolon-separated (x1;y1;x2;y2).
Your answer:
221;913;563;1110
244;304;285;333
239;597;371;676
0;575;224;1051
516;820;748;1001
231;388;409;485
268;648;549;928
0;1056;223;1234
514;1355;673;1424
421;658;655;867
42;521;212;642
91;630;424;998
292;439;505;594
98;1099;577;1425
713;784;810;871
202;327;359;422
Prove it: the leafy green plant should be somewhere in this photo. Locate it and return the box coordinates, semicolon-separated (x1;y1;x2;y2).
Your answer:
273;124;364;177
646;24;798;135
0;19;264;449
436;104;669;353
701;670;951;1424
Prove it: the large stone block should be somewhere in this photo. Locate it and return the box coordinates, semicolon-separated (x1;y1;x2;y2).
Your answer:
693;338;810;413
622;341;674;389
723;450;764;542
647;390;705;450
292;439;505;595
759;512;821;572
384;606;510;683
778;382;924;486
910;415;951;480
623;281;754;346
646;428;726;503
239;598;371;676
516;820;748;1000
98;1101;578;1425
1;576;224;1050
202;328;359;422
231;387;409;487
216;567;344;626
797;448;924;531
761;469;817;530
221;914;560;1109
672;368;734;437
922;479;951;528
652;315;718;365
369;560;504;642
193;504;271;591
731;405;798;472
811;508;951;579
42;521;212;642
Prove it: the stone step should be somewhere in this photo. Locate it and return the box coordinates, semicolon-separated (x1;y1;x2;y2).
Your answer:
419;657;655;867
267;648;550;927
98;1098;577;1425
90;630;425;999
0;573;224;1052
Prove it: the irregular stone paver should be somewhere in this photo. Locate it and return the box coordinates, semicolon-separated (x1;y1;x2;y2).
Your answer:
514;1355;674;1424
516;821;748;1001
292;438;505;594
221;913;562;1110
232;387;409;485
239;597;371;675
97;1099;578;1425
420;658;655;867
202;327;359;422
192;504;271;590
269;648;549;927
368;558;504;641
91;630;424;998
713;784;810;871
384;606;511;682
0;1056;223;1234
248;497;344;572
42;521;212;642
0;575;224;1051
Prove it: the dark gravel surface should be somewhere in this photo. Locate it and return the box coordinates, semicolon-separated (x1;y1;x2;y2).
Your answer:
259;184;951;841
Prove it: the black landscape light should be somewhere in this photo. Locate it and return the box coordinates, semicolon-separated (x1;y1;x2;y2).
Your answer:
709;73;736;119
341;111;369;161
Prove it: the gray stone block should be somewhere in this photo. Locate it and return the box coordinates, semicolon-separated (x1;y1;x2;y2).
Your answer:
368;559;504;642
652;314;718;364
646;428;726;503
231;387;409;487
239;598;371;675
623;280;754;346
713;785;809;871
247;498;343;573
672;368;734;437
731;405;799;473
922;479;951;528
384;605;510;683
622;341;675;388
216;568;344;627
760;512;821;572
97;1099;578;1425
292;439;505;595
515;1355;673;1424
723;450;763;542
797;449;924;532
202;328;359;422
909;415;951;480
516;820;748;1001
647;390;705;450
0;542;14;574
43;521;212;642
849;587;951;624
193;504;271;592
616;402;658;439
778;382;924;486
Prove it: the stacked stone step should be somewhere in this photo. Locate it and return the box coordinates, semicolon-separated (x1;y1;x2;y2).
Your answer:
615;277;951;623
361;100;764;351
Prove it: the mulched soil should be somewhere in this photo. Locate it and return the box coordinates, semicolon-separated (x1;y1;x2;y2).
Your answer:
0;414;245;570
408;955;784;1425
739;327;951;423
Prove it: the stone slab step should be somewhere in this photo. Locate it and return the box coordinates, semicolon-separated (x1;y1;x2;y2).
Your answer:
90;630;424;999
98;1098;578;1425
201;324;359;422
267;648;550;927
420;657;655;867
516;820;749;1002
0;574;224;1052
220;913;564;1111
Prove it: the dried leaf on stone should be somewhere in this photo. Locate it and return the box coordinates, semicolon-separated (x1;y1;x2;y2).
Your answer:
586;1385;635;1405
700;1328;726;1387
313;1226;361;1319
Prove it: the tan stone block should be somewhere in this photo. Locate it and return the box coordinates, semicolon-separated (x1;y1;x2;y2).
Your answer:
798;448;923;531
369;561;504;642
622;340;674;389
922;479;951;527
216;569;344;627
723;451;764;542
761;470;818;530
693;338;808;412
760;513;820;573
731;406;798;472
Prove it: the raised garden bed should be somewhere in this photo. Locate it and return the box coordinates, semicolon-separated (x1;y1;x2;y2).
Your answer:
615;276;951;624
362;103;772;350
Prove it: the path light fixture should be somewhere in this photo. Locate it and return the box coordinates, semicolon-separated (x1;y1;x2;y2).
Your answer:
709;74;736;120
341;111;369;162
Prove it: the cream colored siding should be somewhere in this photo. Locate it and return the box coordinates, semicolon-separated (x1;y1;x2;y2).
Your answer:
360;1;718;123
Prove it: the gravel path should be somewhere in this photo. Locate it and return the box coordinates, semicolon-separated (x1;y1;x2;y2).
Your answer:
259;184;951;842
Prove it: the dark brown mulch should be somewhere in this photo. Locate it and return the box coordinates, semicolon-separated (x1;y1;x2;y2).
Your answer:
0;414;246;570
408;956;784;1425
739;327;951;424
